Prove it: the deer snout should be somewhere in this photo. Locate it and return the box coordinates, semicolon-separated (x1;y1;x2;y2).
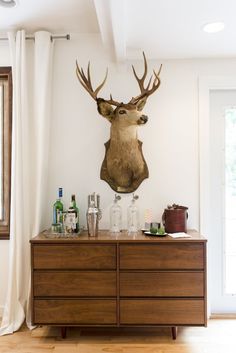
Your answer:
139;115;148;124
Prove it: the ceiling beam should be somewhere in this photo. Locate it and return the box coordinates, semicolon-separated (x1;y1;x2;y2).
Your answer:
93;0;126;62
110;0;126;62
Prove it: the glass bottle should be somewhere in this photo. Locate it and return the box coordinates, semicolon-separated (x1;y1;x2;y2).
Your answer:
65;195;79;233
127;194;139;234
71;194;79;232
53;187;63;225
110;194;122;233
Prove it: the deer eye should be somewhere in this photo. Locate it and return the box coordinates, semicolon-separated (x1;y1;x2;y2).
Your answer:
119;109;126;115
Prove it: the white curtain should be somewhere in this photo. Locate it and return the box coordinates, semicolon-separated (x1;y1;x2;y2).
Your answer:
0;30;54;335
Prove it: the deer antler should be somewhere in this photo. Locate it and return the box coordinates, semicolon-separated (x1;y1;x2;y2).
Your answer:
76;60;108;101
76;61;121;107
76;53;161;107
129;52;162;104
105;94;121;107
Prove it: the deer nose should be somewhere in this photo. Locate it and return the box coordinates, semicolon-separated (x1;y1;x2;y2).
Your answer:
140;115;148;124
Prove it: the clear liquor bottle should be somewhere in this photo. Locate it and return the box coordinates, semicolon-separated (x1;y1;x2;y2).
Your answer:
110;194;122;233
127;194;139;234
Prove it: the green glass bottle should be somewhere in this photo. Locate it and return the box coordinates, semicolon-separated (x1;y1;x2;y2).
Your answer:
53;188;64;225
71;194;79;232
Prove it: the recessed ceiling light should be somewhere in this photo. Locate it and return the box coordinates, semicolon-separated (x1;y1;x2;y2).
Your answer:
0;0;17;7
203;22;225;33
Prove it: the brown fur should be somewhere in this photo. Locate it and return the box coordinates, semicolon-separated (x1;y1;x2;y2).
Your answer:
97;100;149;193
100;137;149;193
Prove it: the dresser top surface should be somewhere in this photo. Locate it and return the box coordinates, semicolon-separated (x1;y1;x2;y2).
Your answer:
31;229;207;244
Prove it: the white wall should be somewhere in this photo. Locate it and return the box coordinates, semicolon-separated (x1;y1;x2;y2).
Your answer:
48;34;201;230
47;34;236;232
1;32;236;310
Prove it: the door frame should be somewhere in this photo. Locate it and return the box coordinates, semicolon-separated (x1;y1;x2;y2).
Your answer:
199;76;236;315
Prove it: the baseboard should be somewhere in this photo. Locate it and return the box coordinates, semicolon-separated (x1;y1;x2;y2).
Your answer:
210;313;236;319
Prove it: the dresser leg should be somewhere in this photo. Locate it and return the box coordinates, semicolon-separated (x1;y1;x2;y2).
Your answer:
61;327;67;339
171;326;177;340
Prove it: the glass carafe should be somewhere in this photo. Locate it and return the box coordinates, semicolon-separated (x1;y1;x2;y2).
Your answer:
127;194;139;234
110;194;122;233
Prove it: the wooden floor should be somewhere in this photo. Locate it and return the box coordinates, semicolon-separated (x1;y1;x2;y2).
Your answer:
0;320;236;353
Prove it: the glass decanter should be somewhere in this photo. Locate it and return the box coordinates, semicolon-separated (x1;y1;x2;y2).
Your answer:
110;194;122;233
127;194;139;234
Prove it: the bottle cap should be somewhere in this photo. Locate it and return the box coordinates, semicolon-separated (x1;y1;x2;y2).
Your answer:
59;188;63;198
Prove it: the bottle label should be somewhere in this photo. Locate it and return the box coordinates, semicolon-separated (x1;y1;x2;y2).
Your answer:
56;209;63;224
53;208;63;224
64;212;78;233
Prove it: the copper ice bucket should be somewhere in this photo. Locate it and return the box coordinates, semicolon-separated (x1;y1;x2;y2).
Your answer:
162;204;188;233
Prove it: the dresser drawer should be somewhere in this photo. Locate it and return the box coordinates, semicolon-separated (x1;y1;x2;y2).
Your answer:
120;243;204;270
34;271;117;297
34;299;117;325
120;299;205;325
120;272;204;297
33;244;116;269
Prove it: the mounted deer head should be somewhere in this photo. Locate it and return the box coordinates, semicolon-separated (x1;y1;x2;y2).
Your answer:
76;52;162;193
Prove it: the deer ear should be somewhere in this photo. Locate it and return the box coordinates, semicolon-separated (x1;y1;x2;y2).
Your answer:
136;97;147;111
97;98;114;122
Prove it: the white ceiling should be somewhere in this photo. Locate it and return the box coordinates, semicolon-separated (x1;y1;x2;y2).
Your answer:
0;0;236;61
0;0;99;34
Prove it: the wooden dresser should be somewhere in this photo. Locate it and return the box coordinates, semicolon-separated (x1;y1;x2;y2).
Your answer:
30;230;207;338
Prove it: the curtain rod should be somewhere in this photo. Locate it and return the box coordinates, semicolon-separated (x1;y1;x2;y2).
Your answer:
0;34;70;41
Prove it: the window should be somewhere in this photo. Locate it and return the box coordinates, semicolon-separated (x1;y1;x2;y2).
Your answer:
0;67;12;239
224;107;236;295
